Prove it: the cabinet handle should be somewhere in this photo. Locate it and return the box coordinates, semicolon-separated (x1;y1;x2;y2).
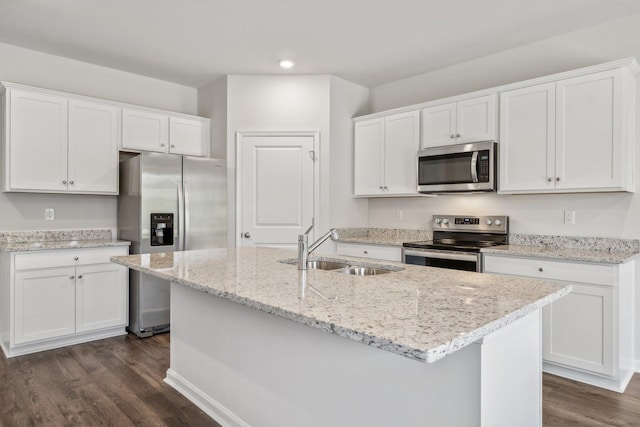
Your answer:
78;275;83;279
74;256;79;261
556;177;560;182
70;275;75;280
62;180;67;185
538;267;543;272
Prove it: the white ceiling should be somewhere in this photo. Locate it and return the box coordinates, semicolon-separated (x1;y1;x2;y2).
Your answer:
1;0;639;89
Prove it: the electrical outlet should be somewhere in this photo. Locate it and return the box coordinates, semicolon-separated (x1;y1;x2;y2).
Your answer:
564;210;575;225
395;210;403;221
45;208;55;221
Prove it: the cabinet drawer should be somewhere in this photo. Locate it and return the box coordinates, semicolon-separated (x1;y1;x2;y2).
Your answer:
483;255;616;286
336;242;401;262
14;246;128;271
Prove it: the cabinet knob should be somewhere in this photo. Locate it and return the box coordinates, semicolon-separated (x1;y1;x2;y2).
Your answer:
450;134;455;139
243;232;251;238
171;144;175;148
383;186;388;190
364;250;368;254
78;275;83;279
538;267;543;272
547;177;552;182
62;180;67;185
74;256;79;261
556;177;560;182
160;143;166;147
456;134;461;138
379;186;383;190
70;275;75;279
69;180;74;185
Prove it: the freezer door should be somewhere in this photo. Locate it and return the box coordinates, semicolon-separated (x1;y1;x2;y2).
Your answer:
183;156;227;250
139;152;183;254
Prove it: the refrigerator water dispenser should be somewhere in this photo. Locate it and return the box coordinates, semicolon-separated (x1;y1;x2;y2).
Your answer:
151;213;174;246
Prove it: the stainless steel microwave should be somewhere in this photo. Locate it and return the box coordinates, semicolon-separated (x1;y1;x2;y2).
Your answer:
417;141;497;194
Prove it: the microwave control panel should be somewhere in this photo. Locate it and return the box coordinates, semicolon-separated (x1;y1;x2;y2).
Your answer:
478;150;490;182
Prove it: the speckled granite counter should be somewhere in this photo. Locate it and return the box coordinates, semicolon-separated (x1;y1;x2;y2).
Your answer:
336;227;431;246
112;246;569;363
482;234;640;264
0;229;130;252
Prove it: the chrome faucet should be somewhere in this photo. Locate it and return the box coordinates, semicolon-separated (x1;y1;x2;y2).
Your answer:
298;225;339;270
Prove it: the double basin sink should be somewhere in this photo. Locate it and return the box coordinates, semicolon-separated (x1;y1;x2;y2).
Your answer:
283;258;402;276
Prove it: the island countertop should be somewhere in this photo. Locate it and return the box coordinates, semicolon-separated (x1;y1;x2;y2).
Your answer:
111;247;570;363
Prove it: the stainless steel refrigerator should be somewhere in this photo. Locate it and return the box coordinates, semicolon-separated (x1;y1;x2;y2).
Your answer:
118;152;226;337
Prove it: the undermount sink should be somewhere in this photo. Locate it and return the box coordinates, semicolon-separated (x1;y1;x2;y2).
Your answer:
307;260;352;270
339;266;391;276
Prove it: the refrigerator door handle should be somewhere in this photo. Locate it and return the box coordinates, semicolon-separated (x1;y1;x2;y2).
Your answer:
184;182;191;250
177;181;185;251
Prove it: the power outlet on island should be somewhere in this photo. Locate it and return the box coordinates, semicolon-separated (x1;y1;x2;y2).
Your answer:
45;208;55;221
564;210;575;225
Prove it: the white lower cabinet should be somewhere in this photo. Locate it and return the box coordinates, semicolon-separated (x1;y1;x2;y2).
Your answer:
1;246;129;357
483;254;634;392
336;242;402;262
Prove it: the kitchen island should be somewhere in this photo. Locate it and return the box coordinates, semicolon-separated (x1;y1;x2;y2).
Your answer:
112;247;570;427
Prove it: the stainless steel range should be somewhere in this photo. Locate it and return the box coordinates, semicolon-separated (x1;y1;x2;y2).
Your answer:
402;215;509;272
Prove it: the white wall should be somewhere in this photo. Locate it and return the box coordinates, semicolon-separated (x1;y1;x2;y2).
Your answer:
367;13;640;240
0;42;198;233
198;76;228;159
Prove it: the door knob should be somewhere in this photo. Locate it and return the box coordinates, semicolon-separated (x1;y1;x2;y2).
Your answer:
243;232;251;238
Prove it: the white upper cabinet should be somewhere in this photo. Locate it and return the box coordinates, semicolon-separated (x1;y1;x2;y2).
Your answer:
169;116;210;157
122;108;169;153
7;89;68;192
68;99;119;194
354;111;419;197
4;88;118;194
500;67;634;194
421;94;496;148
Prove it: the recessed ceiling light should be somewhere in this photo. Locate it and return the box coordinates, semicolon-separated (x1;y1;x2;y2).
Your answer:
279;60;294;69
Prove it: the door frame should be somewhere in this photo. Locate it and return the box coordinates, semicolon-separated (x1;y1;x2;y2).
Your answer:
235;130;320;247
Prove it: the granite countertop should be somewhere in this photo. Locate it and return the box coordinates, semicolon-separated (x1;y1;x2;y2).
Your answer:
0;229;130;252
111;247;570;364
481;245;638;264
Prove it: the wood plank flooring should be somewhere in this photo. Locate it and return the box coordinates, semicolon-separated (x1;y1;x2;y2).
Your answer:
1;334;639;426
0;334;220;426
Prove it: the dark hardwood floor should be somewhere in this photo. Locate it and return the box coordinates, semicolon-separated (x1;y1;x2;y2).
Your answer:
2;334;639;426
0;334;220;426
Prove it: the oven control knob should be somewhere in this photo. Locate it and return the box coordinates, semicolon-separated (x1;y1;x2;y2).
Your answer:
486;219;493;226
441;218;449;225
494;219;502;226
434;218;441;225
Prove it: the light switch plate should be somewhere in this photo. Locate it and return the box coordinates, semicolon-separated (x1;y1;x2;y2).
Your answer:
45;208;55;221
564;210;575;224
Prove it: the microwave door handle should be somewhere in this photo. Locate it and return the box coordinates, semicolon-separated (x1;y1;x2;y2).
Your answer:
470;151;479;183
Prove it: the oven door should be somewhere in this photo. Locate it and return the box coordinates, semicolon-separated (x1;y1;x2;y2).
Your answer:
402;247;481;272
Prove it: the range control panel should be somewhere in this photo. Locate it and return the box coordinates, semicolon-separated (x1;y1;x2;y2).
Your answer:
433;215;509;234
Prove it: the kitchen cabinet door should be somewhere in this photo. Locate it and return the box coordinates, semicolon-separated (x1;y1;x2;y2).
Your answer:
354;118;385;196
456;94;496;144
169;116;209;157
421;103;456;148
75;263;128;333
8;89;68;192
499;83;556;193
122;108;169;153
542;283;614;376
68;99;119;194
555;69;624;191
14;267;76;344
384;110;420;195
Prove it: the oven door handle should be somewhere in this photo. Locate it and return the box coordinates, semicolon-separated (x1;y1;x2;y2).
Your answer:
403;249;479;262
470;151;479;183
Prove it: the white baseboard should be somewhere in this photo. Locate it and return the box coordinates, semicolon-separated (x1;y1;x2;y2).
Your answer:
543;363;634;393
164;369;251;427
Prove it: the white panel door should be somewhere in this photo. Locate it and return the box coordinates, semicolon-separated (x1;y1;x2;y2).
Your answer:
9;89;68;191
68;99;119;194
122;108;169;152
354;118;384;195
14;267;76;344
76;263;128;333
169;116;209;157
499;83;556;192
542;283;614;375
240;134;315;249
384;110;419;195
456;94;496;143
555;70;622;190
421;103;456;148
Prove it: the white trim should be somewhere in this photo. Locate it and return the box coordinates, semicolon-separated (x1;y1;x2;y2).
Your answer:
234;130;320;247
353;57;639;122
543;362;634;393
165;369;251;427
